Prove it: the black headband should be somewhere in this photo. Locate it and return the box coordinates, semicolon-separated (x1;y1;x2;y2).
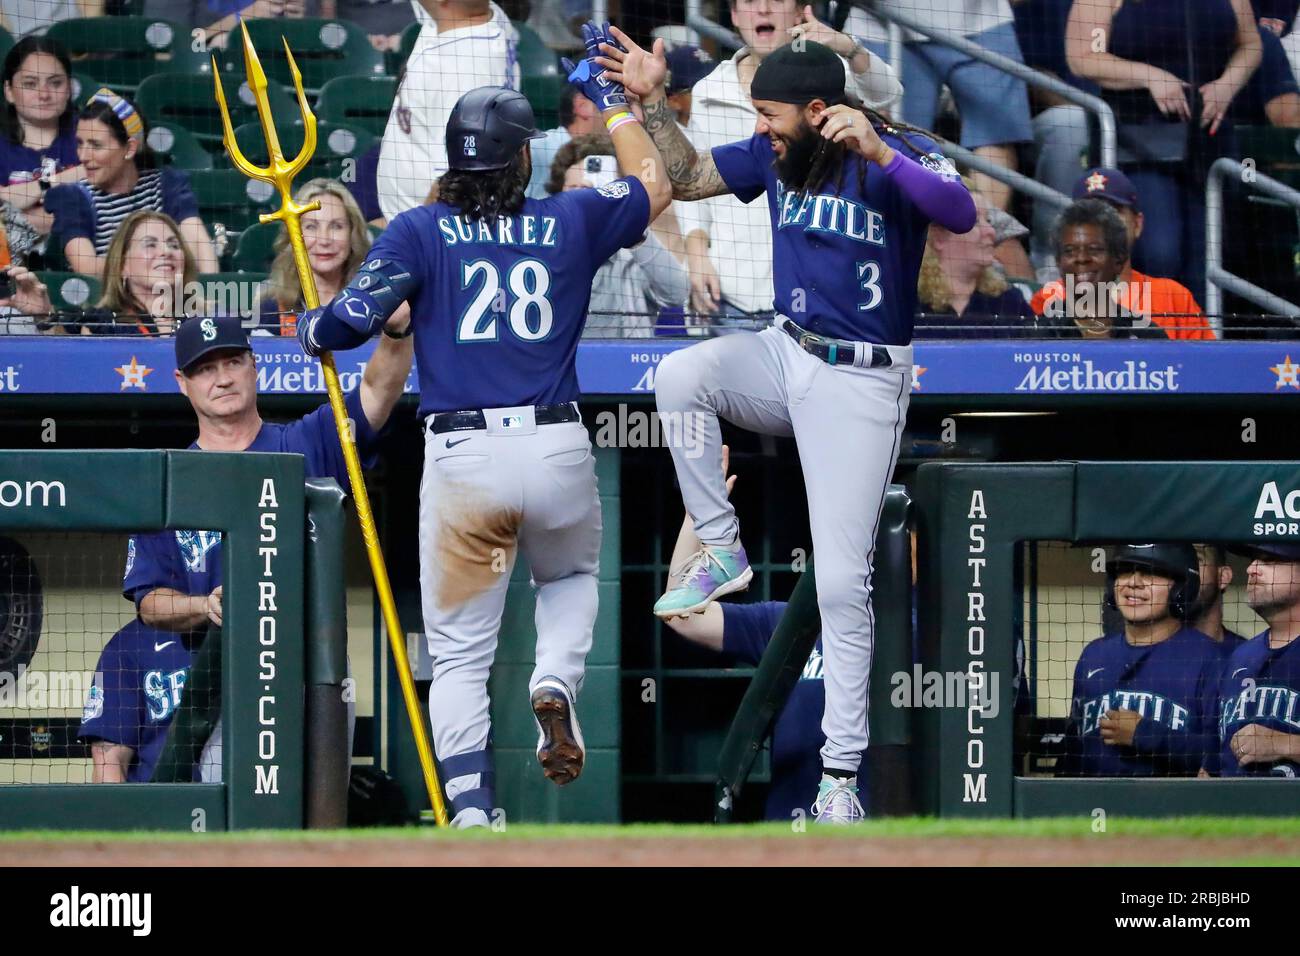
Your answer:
750;41;846;107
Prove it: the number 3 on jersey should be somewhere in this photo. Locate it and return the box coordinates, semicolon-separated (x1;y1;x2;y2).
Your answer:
458;258;554;342
856;260;883;312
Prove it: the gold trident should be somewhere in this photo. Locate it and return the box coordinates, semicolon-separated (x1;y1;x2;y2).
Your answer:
214;21;449;827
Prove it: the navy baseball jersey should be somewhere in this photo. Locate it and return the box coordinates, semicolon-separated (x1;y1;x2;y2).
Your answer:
1214;631;1300;777
124;387;380;608
78;619;197;782
710;131;958;345
360;178;651;416
722;600;868;820
1064;627;1228;776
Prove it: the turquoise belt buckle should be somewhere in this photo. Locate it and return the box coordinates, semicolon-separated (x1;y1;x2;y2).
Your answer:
827;343;838;365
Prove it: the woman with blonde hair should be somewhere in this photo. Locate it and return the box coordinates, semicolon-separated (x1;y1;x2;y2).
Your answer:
259;178;379;336
80;209;197;335
914;182;1040;339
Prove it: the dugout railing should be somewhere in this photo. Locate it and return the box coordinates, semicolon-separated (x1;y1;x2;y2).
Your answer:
914;460;1300;818
0;450;349;831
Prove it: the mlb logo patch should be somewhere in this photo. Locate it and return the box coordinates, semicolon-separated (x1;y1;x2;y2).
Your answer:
464;134;477;157
501;415;523;428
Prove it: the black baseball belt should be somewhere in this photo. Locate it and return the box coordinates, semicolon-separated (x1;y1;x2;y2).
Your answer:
426;402;581;434
777;316;896;369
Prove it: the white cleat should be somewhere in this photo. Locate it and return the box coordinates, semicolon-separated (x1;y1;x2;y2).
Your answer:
811;776;865;825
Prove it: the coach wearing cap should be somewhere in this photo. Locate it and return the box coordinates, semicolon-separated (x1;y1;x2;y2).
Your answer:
83;315;413;784
1031;168;1213;340
1209;543;1300;778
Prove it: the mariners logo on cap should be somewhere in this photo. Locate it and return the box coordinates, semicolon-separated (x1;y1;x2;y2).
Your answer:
200;318;217;342
1085;171;1108;193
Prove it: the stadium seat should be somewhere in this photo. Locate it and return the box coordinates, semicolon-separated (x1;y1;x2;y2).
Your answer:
187;169;280;234
46;17;208;95
1234;125;1300;190
231;221;280;273
38;271;101;314
68;72;96;104
146;121;213;170
516;22;562;130
222;18;385;94
0;26;13;65
316;75;396;139
136;72;297;150
387;20;422;75
231;119;375;180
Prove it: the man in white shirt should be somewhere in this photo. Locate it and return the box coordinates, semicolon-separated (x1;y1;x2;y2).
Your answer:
682;0;902;322
377;0;520;220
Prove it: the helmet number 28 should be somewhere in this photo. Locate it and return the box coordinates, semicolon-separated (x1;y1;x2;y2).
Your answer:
458;258;554;342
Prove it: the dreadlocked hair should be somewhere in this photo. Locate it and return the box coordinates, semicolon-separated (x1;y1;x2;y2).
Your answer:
435;151;530;223
802;93;945;197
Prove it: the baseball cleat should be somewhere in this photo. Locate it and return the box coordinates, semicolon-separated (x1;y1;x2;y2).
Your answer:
451;807;491;829
811;776;865;825
653;543;752;618
531;677;585;786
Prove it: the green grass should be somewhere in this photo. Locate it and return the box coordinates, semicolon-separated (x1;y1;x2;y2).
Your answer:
1;816;1298;842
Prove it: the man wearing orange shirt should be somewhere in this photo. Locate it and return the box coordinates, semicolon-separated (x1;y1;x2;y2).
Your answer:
1031;168;1215;340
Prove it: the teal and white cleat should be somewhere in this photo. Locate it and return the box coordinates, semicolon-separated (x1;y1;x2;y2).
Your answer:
811;776;865;825
653;543;752;619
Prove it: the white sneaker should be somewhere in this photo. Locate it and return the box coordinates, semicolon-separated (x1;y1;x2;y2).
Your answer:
811;776;865;825
531;677;585;786
451;807;491;829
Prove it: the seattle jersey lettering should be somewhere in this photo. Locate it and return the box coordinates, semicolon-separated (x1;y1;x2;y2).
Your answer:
144;668;187;721
775;182;886;246
1080;690;1188;736
1219;683;1300;736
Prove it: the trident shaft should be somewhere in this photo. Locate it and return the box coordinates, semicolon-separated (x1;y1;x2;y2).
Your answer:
214;22;448;827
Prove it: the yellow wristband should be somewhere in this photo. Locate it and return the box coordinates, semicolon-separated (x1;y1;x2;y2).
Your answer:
605;111;637;133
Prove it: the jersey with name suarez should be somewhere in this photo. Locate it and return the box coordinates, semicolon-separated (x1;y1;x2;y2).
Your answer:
1066;628;1228;777
722;600;861;820
78;619;198;782
122;388;379;608
711;131;943;345
1214;631;1300;777
364;178;650;417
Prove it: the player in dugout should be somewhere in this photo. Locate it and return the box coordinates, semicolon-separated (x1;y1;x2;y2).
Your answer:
79;314;413;783
1206;543;1300;778
1060;543;1230;777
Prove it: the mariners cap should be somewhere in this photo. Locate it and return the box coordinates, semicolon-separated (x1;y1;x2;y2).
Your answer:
446;86;545;172
1073;167;1141;211
175;316;251;374
1106;543;1197;579
665;44;717;95
750;41;846;107
1231;542;1300;561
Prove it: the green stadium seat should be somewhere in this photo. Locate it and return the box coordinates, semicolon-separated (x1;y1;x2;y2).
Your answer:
231;119;374;173
517;22;563;130
223;18;385;94
136;72;297;151
68;72;97;104
38;271;102;313
231;221;281;273
1234;125;1300;190
146;121;213;170
47;17;208;96
0;26;13;65
187;168;281;234
316;75;396;139
387;20;422;75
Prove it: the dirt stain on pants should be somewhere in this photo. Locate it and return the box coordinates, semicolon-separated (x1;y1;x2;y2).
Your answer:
435;483;522;609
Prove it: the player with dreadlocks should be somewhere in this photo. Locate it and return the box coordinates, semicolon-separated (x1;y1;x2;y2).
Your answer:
598;28;976;824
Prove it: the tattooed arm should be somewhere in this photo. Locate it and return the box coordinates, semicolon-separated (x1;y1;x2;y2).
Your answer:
641;94;732;201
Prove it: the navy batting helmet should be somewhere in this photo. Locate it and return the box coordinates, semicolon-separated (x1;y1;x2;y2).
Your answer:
445;86;544;171
1104;543;1200;621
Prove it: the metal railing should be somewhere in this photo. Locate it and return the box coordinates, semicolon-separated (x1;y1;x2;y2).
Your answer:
1206;158;1300;332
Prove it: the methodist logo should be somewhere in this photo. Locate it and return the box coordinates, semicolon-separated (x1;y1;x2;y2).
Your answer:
1013;356;1180;393
0;365;18;391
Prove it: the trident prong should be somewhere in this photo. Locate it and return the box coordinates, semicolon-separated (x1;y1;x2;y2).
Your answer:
212;21;450;827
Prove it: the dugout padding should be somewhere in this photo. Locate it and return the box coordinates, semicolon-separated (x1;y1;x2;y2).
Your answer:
0;450;305;831
915;461;1300;818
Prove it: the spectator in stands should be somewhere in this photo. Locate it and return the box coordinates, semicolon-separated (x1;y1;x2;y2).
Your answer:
546;134;689;337
684;2;902;324
914;181;1040;337
1066;0;1262;303
0;261;54;333
1231;23;1300;125
79;210;197;335
344;141;383;225
867;0;1034;212
258;178;384;335
1207;543;1300;777
146;0;321;47
0;0;90;39
1054;170;1213;338
662;445;871;821
1060;543;1228;777
0;37;82;243
45;90;217;279
333;0;416;53
663;43;718;129
525;85;600;200
1032;199;1197;339
376;0;518;220
1192;544;1247;646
